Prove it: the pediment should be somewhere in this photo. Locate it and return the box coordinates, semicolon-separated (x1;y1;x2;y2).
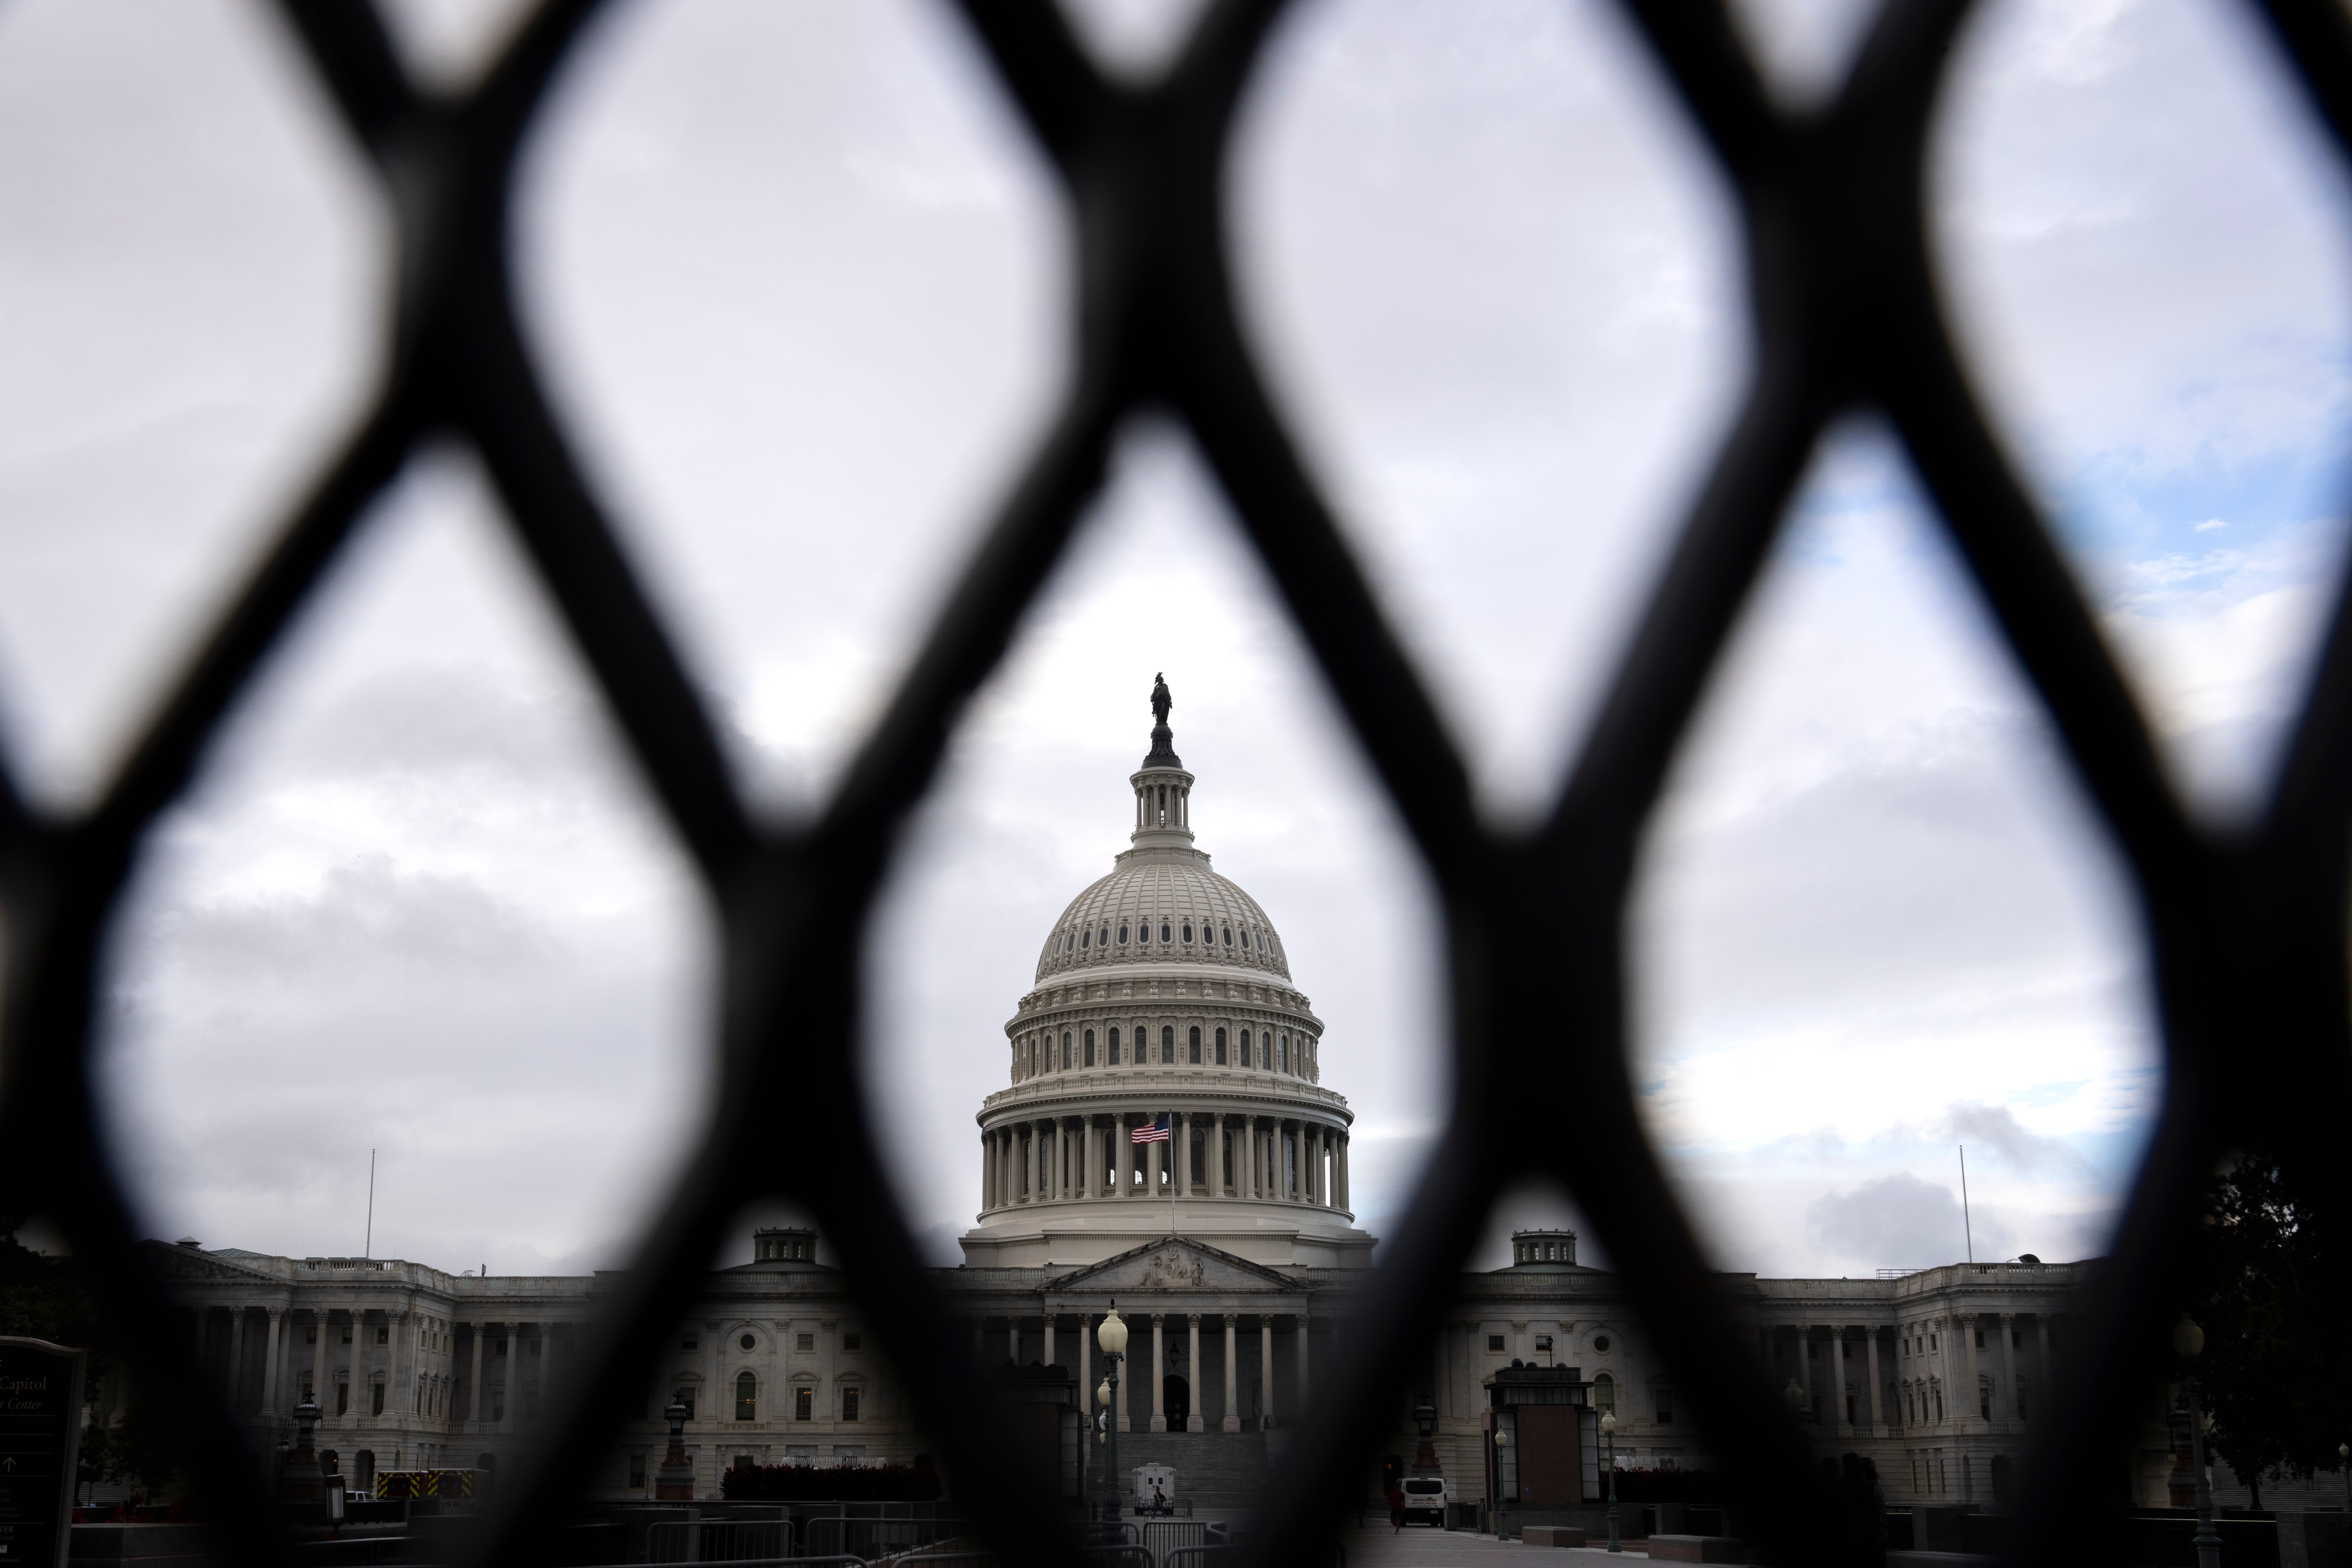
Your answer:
1048;1238;1293;1296
140;1242;279;1286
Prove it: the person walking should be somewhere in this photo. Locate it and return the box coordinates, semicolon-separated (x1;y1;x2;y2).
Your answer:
1388;1484;1407;1534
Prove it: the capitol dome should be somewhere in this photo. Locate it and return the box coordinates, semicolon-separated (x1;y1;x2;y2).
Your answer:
960;680;1373;1270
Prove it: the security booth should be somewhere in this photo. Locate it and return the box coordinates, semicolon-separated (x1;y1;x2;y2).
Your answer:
992;1363;1084;1499
1484;1363;1599;1541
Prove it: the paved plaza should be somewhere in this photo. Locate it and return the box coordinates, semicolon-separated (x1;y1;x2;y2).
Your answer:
1342;1525;1655;1565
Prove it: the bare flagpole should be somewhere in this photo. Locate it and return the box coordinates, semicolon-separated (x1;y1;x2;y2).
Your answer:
365;1148;376;1260
1958;1144;1973;1265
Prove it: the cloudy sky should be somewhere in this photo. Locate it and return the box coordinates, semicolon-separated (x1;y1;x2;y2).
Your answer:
1;0;2344;1282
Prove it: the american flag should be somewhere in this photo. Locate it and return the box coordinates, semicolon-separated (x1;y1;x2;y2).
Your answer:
1131;1114;1171;1144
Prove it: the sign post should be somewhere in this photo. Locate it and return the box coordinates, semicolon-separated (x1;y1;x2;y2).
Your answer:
0;1337;87;1568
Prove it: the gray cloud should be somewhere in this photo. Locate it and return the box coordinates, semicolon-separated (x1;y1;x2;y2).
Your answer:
1807;1174;2009;1273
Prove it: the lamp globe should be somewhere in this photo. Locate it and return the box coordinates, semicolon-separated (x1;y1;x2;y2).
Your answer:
1098;1378;1112;1408
2172;1316;2205;1360
1601;1412;1617;1435
1099;1307;1129;1356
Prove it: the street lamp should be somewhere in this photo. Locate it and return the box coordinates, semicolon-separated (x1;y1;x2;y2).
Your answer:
2173;1316;2220;1568
1097;1305;1129;1526
1601;1411;1621;1554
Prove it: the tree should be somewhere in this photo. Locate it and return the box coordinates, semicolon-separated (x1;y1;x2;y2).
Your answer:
2182;1143;2352;1495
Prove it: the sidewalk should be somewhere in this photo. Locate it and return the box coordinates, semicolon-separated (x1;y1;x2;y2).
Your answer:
1345;1524;1655;1564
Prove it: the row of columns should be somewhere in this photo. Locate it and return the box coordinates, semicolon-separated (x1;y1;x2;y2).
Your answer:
987;1312;1315;1433
981;1113;1350;1211
1770;1313;2056;1436
201;1307;566;1433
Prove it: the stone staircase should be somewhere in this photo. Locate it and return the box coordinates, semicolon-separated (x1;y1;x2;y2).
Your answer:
1102;1429;1273;1521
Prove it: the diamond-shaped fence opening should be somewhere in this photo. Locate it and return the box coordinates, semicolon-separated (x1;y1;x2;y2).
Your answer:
3;3;2349;1567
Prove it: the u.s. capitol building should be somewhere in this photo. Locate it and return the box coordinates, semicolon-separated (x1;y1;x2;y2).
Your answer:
151;688;2109;1519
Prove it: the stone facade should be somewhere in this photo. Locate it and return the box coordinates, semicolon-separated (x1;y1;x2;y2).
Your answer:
147;699;2108;1508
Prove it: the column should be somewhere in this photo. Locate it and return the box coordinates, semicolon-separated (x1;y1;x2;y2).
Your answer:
311;1310;329;1411
229;1309;248;1413
349;1309;366;1422
1997;1313;2018;1423
1080;1316;1092;1418
1116;1117;1133;1199
1082;1119;1097;1199
1833;1329;1852;1434
1150;1317;1167;1432
1954;1315;1974;1426
1867;1329;1885;1436
1030;1121;1044;1204
982;1136;994;1209
1187;1315;1203;1431
468;1323;486;1427
2037;1315;2053;1394
1260;1318;1275;1428
1045;1314;1057;1367
1009;1317;1021;1365
262;1308;284;1415
1296;1314;1310;1416
1317;1127;1330;1205
1177;1112;1192;1197
1338;1134;1350;1210
1222;1316;1239;1432
541;1319;558;1426
1146;1124;1163;1199
501;1321;519;1428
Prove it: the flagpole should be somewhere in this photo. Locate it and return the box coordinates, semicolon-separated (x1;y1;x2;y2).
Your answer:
1169;1114;1177;1236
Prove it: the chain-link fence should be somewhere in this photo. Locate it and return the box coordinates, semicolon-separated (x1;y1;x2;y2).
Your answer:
3;1;2348;1566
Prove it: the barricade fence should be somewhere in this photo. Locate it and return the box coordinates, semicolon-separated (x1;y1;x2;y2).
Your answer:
4;3;2349;1568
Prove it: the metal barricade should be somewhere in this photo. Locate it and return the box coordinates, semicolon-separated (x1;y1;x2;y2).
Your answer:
803;1513;974;1562
646;1519;792;1563
1141;1520;1208;1567
1162;1548;1237;1568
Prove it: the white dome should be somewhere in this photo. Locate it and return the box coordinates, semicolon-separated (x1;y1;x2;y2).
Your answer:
1034;855;1290;984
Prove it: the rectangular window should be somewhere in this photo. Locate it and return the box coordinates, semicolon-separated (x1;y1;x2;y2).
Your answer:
682;1333;699;1351
628;1454;646;1490
1979;1386;1991;1420
795;1388;813;1421
341;1325;353;1345
336;1382;349;1417
1487;1335;1505;1353
797;1333;815;1352
305;1326;318;1345
371;1381;386;1416
492;1387;505;1421
1535;1336;1553;1353
843;1334;861;1352
376;1326;388;1346
1085;1029;1095;1066
1930;1335;1937;1350
1974;1329;1984;1349
2012;1329;2022;1348
842;1388;861;1422
678;1386;696;1418
1655;1388;1674;1423
734;1453;754;1474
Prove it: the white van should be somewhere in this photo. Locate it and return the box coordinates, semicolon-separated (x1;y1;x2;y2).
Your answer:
1399;1474;1450;1526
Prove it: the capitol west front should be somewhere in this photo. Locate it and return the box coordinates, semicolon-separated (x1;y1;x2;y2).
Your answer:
149;694;2111;1516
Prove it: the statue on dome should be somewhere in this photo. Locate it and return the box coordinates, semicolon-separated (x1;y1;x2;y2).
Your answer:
1145;674;1181;768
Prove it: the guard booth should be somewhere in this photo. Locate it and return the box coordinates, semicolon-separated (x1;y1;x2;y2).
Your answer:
991;1363;1083;1499
1484;1363;1599;1540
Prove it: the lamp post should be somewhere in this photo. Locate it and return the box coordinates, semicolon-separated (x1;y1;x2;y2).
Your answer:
2174;1316;2220;1568
1098;1305;1129;1526
1494;1427;1510;1540
1602;1411;1621;1553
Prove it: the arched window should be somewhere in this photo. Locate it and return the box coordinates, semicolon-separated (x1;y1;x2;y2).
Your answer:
1085;1029;1096;1065
1118;925;1129;944
1261;1033;1271;1068
1182;923;1193;943
1100;925;1110;947
1160;923;1170;943
1593;1373;1616;1415
1214;1027;1227;1064
1239;1029;1251;1063
735;1371;757;1422
1064;933;1074;952
1061;1031;1071;1069
1161;1026;1175;1063
1188;1026;1202;1064
1107;1027;1120;1064
1081;928;1090;948
1279;1034;1289;1072
1222;926;1232;945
